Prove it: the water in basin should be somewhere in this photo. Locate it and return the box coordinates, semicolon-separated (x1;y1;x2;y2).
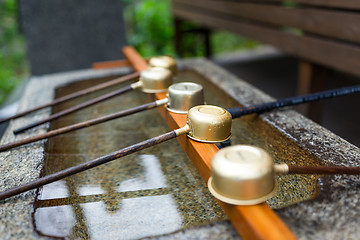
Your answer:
32;70;323;239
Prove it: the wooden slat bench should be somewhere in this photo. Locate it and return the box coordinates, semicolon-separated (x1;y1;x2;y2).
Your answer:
172;0;360;120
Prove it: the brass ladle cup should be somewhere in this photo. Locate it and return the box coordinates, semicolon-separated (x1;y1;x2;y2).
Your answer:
208;145;360;205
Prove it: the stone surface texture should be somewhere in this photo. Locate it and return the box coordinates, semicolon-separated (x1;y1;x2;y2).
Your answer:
181;59;360;240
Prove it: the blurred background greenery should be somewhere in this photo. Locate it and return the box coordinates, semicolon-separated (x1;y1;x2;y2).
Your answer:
0;0;258;105
123;0;258;58
0;0;28;105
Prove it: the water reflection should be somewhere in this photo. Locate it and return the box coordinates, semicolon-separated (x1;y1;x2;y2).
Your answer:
33;153;207;239
38;180;70;200
35;181;75;238
38;154;184;239
118;154;168;192
34;205;75;238
77;185;105;196
80;195;182;239
33;75;225;239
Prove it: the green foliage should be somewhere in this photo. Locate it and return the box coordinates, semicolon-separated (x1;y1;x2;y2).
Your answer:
283;0;299;8
212;32;259;56
124;0;175;57
123;0;259;58
0;0;28;104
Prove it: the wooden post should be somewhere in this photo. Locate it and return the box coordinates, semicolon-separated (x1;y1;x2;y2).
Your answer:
203;28;212;58
173;18;212;58
297;60;327;122
174;18;184;58
123;45;297;240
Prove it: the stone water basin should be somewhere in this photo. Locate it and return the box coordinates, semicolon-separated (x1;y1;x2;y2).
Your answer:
1;59;359;239
33;68;321;239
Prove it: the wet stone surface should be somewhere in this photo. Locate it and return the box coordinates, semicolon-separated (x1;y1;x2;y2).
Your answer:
1;59;359;239
32;68;323;239
33;74;227;239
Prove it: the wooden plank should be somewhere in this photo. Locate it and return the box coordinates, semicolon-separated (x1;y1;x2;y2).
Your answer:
92;58;151;69
173;0;360;44
122;45;297;240
240;0;360;9
172;7;360;78
92;59;131;69
294;0;360;8
122;46;149;71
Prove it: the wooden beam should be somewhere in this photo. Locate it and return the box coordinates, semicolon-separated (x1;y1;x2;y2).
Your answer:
174;0;360;44
92;58;151;69
122;47;149;71
92;59;131;69
122;45;297;240
243;0;360;9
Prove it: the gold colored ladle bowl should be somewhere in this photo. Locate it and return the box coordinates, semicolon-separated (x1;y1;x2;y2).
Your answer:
186;105;232;143
149;56;177;76
208;145;277;205
166;82;204;114
137;67;173;93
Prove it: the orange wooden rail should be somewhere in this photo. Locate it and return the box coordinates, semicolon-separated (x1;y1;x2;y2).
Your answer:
92;57;150;69
122;45;296;240
92;59;131;69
